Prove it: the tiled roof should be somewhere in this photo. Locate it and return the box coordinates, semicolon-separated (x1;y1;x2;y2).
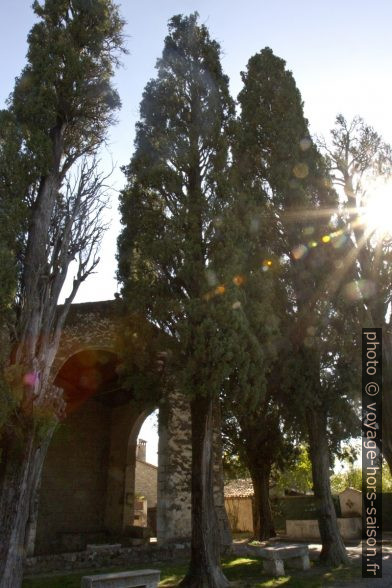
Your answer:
224;478;254;498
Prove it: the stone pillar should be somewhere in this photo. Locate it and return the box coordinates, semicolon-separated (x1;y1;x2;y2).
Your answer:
157;391;231;551
157;390;192;544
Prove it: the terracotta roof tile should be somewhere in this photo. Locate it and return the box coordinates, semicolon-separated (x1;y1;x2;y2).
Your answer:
224;478;254;498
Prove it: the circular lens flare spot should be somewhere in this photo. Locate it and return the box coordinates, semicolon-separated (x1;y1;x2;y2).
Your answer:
23;372;39;387
233;275;245;286
292;245;307;260
293;163;309;179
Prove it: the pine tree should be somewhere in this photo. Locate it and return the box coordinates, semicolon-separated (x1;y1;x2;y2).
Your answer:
0;2;125;585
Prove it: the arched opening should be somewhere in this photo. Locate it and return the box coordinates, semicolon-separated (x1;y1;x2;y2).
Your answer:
34;349;158;555
128;411;159;537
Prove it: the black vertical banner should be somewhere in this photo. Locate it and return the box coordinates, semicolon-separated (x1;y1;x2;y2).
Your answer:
362;328;382;578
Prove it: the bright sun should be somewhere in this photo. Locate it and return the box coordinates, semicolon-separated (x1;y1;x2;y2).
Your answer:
361;183;392;238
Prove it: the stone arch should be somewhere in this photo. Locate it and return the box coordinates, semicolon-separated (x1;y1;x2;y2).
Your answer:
33;301;161;554
103;403;157;536
34;300;223;556
35;344;158;554
52;300;119;378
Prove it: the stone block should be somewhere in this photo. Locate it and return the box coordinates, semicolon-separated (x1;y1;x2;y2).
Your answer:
286;554;311;570
81;569;160;588
257;543;309;561
263;558;285;577
256;543;310;577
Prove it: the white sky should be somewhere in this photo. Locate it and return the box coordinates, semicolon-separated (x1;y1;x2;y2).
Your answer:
139;410;158;465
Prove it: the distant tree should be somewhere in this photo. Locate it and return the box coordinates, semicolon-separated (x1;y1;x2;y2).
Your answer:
0;2;124;586
320;115;392;475
275;446;313;495
331;468;361;494
331;462;392;493
223;388;299;540
117;14;259;587
235;47;356;565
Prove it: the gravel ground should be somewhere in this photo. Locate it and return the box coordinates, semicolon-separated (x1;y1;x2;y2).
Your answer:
308;543;392;587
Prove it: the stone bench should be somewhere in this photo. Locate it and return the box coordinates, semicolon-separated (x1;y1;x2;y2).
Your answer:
231;541;310;577
81;569;160;588
254;543;310;577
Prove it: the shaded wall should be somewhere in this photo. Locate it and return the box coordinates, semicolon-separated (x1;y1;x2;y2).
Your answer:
35;398;110;554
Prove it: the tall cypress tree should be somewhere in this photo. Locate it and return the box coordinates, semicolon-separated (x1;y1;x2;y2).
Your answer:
236;48;352;565
0;2;124;586
219;130;283;541
118;14;241;586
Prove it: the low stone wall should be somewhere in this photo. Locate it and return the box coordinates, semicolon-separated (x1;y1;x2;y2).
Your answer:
286;517;361;541
24;543;190;577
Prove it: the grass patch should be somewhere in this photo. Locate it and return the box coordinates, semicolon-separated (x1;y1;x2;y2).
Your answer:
23;556;361;587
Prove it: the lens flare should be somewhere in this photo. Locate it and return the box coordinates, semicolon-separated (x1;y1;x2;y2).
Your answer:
360;180;392;239
233;275;245;286
292;245;307;260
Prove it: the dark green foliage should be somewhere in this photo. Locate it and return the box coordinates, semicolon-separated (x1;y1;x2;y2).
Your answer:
224;49;358;553
0;111;30;324
117;15;272;584
236;47;359;424
0;110;33;429
118;13;263;405
12;0;125;170
114;306;170;405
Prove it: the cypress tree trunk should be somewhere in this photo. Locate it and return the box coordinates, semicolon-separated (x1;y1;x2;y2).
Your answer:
212;400;232;553
306;407;348;566
0;425;53;588
180;395;229;588
250;463;275;541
